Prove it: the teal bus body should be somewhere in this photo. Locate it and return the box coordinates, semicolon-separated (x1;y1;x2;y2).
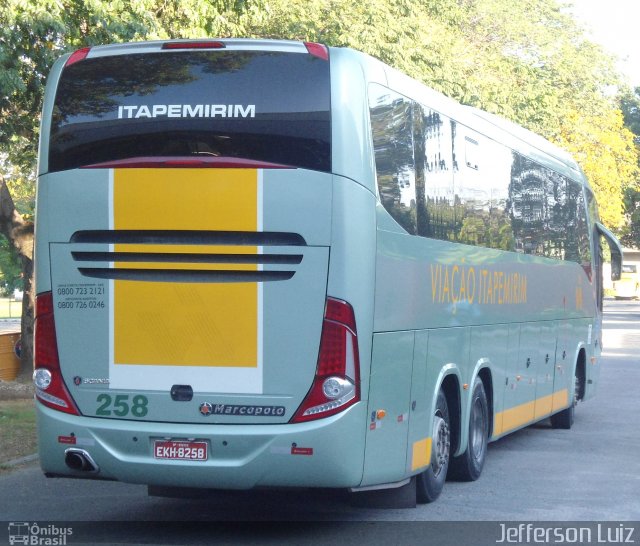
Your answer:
34;39;622;502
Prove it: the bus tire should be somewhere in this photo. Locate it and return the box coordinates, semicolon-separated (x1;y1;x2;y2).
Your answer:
550;399;574;429
416;388;450;503
448;377;489;481
550;365;582;429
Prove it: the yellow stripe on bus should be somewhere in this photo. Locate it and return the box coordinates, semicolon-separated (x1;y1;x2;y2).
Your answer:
112;168;259;367
493;389;569;437
110;245;258;271
411;437;432;471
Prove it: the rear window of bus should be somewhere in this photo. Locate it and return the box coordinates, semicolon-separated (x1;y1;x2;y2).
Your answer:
48;50;331;173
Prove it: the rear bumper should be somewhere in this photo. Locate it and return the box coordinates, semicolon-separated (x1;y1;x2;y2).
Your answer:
36;401;366;489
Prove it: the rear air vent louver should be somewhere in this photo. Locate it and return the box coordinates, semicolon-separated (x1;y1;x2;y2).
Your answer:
71;251;302;265
70;230;306;283
76;268;294;283
70;230;306;246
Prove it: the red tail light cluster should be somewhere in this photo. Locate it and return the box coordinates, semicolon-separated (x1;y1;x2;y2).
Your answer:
291;298;360;422
33;292;80;415
162;41;226;50
304;42;329;61
65;47;91;67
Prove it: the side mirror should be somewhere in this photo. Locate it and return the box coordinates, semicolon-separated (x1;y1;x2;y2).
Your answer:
611;257;622;282
595;222;623;281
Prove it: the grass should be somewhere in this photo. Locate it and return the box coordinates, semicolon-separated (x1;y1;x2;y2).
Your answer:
0;399;37;474
0;297;22;319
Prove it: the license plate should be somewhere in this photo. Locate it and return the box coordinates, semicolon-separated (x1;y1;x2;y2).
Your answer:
153;440;208;461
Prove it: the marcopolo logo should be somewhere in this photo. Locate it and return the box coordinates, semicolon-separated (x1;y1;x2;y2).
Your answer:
7;523;73;545
199;403;286;417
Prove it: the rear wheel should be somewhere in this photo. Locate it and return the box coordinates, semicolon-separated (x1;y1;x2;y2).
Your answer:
448;377;489;481
416;389;450;503
550;365;583;429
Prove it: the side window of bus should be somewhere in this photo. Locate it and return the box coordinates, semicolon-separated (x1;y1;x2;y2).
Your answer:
510;153;591;265
510;153;546;255
415;106;455;240
564;181;592;265
369;85;417;234
452;125;514;250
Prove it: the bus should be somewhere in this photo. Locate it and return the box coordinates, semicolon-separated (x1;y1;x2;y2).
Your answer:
34;39;622;505
613;264;639;299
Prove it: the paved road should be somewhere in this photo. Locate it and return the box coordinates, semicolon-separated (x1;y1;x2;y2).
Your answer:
1;300;638;543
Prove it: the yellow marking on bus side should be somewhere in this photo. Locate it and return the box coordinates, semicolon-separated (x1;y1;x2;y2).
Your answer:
411;438;432;471
113;168;258;367
534;393;554;420
492;389;569;437
495;400;535;437
493;411;504;438
551;388;569;413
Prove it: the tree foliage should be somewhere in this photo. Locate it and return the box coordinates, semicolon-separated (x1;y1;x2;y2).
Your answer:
620;87;640;138
618;87;640;248
0;234;22;294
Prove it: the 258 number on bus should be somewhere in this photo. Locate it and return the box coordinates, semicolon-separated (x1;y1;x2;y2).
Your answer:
95;394;149;417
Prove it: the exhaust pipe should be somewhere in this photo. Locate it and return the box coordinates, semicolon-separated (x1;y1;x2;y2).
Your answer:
64;448;99;473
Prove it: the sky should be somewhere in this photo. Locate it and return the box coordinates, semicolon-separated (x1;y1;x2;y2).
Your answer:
569;0;640;86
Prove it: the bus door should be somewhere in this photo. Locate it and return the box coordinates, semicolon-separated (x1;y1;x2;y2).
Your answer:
534;321;558;419
500;324;536;434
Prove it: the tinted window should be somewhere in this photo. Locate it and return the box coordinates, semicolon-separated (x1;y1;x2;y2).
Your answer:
510;154;591;265
419;107;455;240
368;87;592;266
49;50;331;172
452;125;514;251
369;85;416;234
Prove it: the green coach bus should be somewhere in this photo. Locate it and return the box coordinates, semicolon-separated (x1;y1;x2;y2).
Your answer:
33;39;622;504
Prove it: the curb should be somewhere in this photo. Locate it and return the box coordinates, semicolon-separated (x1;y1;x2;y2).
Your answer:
2;453;39;467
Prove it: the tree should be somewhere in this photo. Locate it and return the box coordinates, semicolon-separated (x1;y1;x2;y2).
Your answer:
618;87;640;248
621;86;640;138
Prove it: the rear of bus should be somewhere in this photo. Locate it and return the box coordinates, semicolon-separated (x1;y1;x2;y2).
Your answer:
34;40;375;490
613;264;639;299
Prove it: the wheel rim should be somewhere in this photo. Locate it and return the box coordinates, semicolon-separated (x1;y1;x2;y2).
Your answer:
431;415;450;477
470;396;487;462
572;373;580;407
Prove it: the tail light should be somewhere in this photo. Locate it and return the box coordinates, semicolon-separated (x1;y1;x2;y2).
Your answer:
33;292;80;415
65;47;91;67
291;297;360;422
304;42;329;61
162;41;226;50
